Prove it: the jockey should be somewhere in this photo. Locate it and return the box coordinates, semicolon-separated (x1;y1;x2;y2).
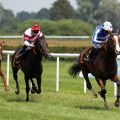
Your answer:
86;21;113;62
16;23;44;63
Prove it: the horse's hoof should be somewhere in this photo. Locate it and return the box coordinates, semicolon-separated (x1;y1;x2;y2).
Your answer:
105;105;110;110
26;99;29;102
15;89;19;94
31;89;35;94
4;87;9;91
37;90;41;94
93;94;98;98
114;101;120;107
31;87;37;94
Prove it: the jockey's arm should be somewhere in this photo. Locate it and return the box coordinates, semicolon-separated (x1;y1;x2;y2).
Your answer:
23;41;34;47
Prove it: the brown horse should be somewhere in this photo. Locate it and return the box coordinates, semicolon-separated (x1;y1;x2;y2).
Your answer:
0;41;8;90
69;33;120;109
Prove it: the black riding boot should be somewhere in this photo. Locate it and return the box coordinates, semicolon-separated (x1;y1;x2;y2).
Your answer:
16;46;28;63
86;48;97;62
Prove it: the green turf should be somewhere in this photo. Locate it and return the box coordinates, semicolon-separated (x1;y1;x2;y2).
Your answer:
0;60;119;120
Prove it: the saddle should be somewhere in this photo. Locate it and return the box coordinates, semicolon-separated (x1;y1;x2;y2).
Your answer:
14;47;31;66
80;47;100;64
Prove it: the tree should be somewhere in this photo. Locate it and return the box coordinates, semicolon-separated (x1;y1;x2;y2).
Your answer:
50;0;75;20
17;11;32;21
35;8;50;19
95;0;120;28
76;0;120;28
76;0;101;24
0;3;4;22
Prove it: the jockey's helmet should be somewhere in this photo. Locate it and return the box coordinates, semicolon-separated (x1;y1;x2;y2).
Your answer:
31;24;41;33
103;21;113;32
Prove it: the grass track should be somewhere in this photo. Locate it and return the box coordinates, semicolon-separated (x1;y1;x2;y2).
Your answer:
0;61;119;120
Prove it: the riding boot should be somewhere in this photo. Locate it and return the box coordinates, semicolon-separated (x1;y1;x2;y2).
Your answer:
86;48;96;62
16;46;27;63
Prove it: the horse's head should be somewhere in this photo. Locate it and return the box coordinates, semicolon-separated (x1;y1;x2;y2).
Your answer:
34;36;50;58
106;33;120;55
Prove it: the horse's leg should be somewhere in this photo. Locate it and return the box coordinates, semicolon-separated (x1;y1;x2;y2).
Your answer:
115;80;120;107
111;74;120;107
95;78;109;109
36;76;41;94
30;78;37;94
0;63;8;90
82;70;97;98
25;76;30;101
12;67;20;94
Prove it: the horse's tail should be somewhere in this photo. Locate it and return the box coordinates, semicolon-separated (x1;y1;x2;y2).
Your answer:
69;59;81;77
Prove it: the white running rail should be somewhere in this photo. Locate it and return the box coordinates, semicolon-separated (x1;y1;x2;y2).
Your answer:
3;50;119;96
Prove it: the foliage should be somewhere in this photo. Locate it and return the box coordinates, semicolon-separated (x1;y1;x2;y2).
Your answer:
35;8;50;19
76;0;120;28
17;11;33;21
1;0;120;35
50;0;75;20
17;19;93;36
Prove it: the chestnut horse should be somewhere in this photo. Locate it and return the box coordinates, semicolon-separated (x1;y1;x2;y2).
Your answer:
69;33;120;109
0;41;8;90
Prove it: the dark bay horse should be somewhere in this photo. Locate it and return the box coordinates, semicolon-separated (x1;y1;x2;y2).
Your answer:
69;33;120;109
11;36;50;101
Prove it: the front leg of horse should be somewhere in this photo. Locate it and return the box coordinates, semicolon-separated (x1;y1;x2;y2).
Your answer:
30;79;37;94
25;77;30;101
99;89;109;110
114;80;120;107
36;77;41;94
13;73;20;94
82;71;98;98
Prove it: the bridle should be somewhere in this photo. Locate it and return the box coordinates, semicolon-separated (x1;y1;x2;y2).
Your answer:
33;37;49;57
105;33;120;55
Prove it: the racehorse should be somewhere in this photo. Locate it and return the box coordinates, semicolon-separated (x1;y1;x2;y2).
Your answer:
69;33;120;109
0;41;8;90
11;36;50;101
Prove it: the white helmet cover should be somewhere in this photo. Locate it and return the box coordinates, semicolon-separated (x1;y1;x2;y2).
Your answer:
103;21;113;31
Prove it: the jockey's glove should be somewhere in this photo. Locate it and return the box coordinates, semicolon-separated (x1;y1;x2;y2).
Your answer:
29;44;35;47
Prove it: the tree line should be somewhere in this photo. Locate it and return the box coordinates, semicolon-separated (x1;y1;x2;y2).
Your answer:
0;0;120;35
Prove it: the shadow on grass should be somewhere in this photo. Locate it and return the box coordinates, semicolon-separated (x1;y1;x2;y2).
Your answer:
75;105;105;110
7;95;38;103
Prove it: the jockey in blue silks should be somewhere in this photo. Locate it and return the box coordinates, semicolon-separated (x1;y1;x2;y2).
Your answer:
86;21;113;62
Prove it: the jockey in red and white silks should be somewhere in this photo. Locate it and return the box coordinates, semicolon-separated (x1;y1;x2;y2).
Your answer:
16;24;44;63
23;24;43;47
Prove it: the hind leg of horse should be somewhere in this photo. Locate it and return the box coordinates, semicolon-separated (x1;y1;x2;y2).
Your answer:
30;79;37;94
82;70;97;98
111;74;120;107
96;78;109;109
36;76;41;94
0;66;8;90
25;76;30;101
12;67;20;94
